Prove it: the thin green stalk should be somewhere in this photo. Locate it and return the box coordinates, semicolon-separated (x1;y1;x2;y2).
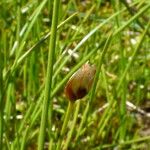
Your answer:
18;102;34;133
112;0;127;141
20;127;29;150
97;135;150;149
5;84;13;123
16;0;21;45
56;102;73;150
74;102;89;142
75;33;112;142
14;102;42;150
12;103;34;149
63;101;80;150
117;21;150;91
0;45;4;149
48;138;53;150
119;135;150;145
10;0;21;57
38;0;60;150
92;66;115;141
90;33;113;103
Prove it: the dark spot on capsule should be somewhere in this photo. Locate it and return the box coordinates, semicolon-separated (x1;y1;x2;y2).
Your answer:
76;87;87;100
65;86;87;102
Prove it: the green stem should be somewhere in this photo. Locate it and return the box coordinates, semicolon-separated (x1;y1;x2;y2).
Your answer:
74;102;89;142
100;135;150;149
75;33;112;142
38;0;60;150
56;101;73;150
63;101;80;150
0;45;4;150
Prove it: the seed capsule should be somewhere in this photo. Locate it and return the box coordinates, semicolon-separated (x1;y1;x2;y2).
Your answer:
65;63;96;102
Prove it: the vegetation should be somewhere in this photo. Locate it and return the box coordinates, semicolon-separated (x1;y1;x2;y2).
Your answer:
0;0;150;149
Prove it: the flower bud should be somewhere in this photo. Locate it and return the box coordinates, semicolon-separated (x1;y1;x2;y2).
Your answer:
65;63;96;102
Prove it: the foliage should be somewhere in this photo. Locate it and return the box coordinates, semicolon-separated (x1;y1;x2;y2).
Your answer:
0;0;150;149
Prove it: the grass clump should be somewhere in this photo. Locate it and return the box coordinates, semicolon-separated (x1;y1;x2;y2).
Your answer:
0;0;150;149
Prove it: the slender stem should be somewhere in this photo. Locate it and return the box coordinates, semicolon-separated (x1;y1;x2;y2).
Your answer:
112;0;127;141
0;45;4;150
75;33;112;142
100;135;150;149
56;101;73;150
63;101;80;150
74;102;89;142
38;0;60;149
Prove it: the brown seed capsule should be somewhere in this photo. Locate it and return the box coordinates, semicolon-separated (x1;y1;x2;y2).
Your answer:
65;63;96;102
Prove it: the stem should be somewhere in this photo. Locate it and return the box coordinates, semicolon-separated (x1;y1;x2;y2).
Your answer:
63;101;80;150
0;44;4;150
56;101;73;150
38;0;60;149
75;33;112;142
